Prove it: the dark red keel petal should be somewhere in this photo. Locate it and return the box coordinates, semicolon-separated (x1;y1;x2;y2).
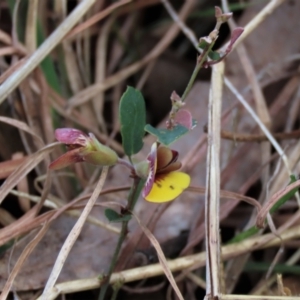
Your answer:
49;148;84;170
143;143;158;197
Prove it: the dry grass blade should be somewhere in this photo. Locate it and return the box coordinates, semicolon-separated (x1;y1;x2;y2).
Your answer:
205;61;224;297
67;210;120;234
131;211;184;300
0;59;26;84
221;1;275;292
92;16;115;130
256;179;300;228
220;189;262;212
0;157;27;180
25;0;38;53
0;223;49;300
222;0;272;207
224;78;292;178
219;129;300;142
0;29;12;45
0;207;52;247
9;189;56;209
0;208;15;226
0;0;97;105
0;185;127;247
220;0;286;53
160;0;198;48
0;116;44;146
67;0;196;108
0;143;59;205
188;186;262;211
12;152;30;212
0;46;20;56
41;166;109;299
66;0;132;39
38;223;300;299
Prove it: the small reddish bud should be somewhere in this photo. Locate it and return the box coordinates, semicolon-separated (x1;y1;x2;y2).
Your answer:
49;128;118;170
225;27;244;54
215;6;232;24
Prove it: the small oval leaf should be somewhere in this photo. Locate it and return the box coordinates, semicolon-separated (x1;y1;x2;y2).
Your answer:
104;208;131;223
145;123;195;146
119;86;146;157
208;50;221;60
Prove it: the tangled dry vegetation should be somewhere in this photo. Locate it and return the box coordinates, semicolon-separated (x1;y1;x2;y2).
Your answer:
0;0;300;299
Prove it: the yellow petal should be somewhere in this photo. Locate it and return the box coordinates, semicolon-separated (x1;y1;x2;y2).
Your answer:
145;171;190;203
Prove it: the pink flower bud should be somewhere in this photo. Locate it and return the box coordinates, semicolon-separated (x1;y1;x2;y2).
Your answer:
49;128;118;170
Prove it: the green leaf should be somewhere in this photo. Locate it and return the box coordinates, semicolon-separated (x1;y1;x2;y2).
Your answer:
37;24;61;94
199;38;211;50
227;226;259;244
270;174;298;213
145;121;196;146
199;38;221;60
104;208;131;223
119;87;146;157
208;50;221;60
245;262;300;275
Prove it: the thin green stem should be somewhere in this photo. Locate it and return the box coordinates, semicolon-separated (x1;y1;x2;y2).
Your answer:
117;158;135;173
98;177;145;300
181;36;217;103
111;282;123;300
181;62;202;102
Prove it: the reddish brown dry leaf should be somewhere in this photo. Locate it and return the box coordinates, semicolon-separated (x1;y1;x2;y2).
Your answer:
0;143;58;205
0;157;27;180
66;0;132;39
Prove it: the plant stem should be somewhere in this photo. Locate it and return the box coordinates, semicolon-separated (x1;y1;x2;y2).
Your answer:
180;61;202;102
111;282;122;300
181;40;217;103
181;18;223;103
98;177;145;300
117;158;135;172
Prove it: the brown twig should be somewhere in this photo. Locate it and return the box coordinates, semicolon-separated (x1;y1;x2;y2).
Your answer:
218;129;300;142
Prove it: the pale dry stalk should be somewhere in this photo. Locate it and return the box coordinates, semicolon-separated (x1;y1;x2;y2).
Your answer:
205;62;224;297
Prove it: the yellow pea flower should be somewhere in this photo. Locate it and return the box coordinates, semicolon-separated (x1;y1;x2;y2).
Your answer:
142;143;190;203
